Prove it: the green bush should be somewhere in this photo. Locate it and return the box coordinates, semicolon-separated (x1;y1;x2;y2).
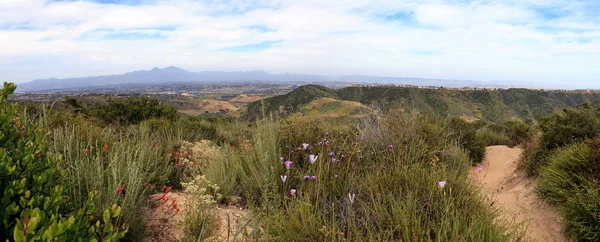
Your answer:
91;96;178;125
502;120;531;147
521;102;600;175
476;127;510;147
446;117;487;163
538;140;600;241
0;83;126;241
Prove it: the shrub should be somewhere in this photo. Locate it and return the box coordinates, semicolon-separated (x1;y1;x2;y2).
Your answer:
201;110;521;241
91;96;178;125
502;120;531;147
0;83;126;241
538;140;600;241
476;127;510;147
521;102;600;175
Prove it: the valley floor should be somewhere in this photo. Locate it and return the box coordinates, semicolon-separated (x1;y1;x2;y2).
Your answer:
472;146;567;242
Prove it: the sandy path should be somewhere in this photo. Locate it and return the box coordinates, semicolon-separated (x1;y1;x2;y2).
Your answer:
472;146;567;242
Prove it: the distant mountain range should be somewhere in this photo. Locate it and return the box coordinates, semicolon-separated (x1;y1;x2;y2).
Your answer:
17;66;523;92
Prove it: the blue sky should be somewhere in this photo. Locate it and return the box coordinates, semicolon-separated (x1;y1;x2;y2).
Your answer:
1;0;599;88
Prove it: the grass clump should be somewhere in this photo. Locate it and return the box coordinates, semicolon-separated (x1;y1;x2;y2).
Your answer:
201;110;521;241
538;139;600;241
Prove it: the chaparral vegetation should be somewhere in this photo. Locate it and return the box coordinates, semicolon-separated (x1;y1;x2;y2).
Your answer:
2;81;598;241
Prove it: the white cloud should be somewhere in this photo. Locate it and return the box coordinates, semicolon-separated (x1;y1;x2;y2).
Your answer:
0;0;599;88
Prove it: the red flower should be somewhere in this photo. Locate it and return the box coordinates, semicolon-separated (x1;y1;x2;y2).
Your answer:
175;152;180;158
83;149;89;156
183;151;188;157
162;185;167;191
177;162;183;166
116;185;123;195
103;144;109;153
176;208;180;213
150;185;154;189
168;153;172;158
143;182;147;187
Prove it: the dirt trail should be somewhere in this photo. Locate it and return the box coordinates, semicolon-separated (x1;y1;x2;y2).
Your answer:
472;145;567;242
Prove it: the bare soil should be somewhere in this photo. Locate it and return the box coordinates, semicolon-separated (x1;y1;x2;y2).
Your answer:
472;145;568;242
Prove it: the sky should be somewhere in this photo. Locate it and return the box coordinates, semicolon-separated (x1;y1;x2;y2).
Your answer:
1;0;599;88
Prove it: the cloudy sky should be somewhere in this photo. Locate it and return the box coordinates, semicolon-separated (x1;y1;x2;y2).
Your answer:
1;0;599;88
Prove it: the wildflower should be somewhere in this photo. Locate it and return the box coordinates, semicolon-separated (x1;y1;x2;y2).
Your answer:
175;152;180;158
143;182;147;187
348;193;356;204
162;185;167;191
309;155;318;164
339;132;343;135
302;143;309;150
284;161;293;169
281;175;287;183
280;156;284;162
116;185;124;195
341;155;346;160
177;162;183;166
290;150;294;154
357;150;361;153
322;225;326;230
297;147;302;151
304;175;310;181
371;151;375;156
150;185;154;189
477;166;483;172
389;144;394;151
328;151;334;158
359;156;363;159
325;132;329;136
438;180;447;189
318;141;323;146
168;153;173;158
83;149;89;156
103;144;109;153
176;208;180;213
290;189;297;196
183;151;188;157
311;175;317;181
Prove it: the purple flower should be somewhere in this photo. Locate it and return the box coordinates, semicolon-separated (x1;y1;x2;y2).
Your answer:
358;155;363;159
328;151;334;158
341;155;346;159
297;147;302;151
318;141;323;146
357;150;361;153
290;150;294;154
302;143;309;150
322;226;326;230
339;132;343;135
280;175;287;183
280;156;284;162
290;189;297;196
438;180;447;189
311;175;317;181
309;155;318;164
304;175;310;181
389;144;394;151
325;132;329;136
284;161;293;169
476;166;483;172
325;140;330;146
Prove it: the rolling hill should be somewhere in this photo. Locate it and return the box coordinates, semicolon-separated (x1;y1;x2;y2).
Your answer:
240;85;600;123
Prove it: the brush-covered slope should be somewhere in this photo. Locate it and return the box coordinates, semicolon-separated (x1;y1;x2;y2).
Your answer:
240;85;600;123
242;85;337;121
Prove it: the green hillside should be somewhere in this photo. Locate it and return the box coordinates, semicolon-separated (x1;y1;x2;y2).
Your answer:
241;85;600;123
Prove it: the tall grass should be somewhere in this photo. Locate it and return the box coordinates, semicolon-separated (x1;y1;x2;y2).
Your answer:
201;111;522;241
476;127;510;147
538;141;600;241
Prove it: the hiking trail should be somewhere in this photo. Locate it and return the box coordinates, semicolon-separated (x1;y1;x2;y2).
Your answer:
472;145;568;242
